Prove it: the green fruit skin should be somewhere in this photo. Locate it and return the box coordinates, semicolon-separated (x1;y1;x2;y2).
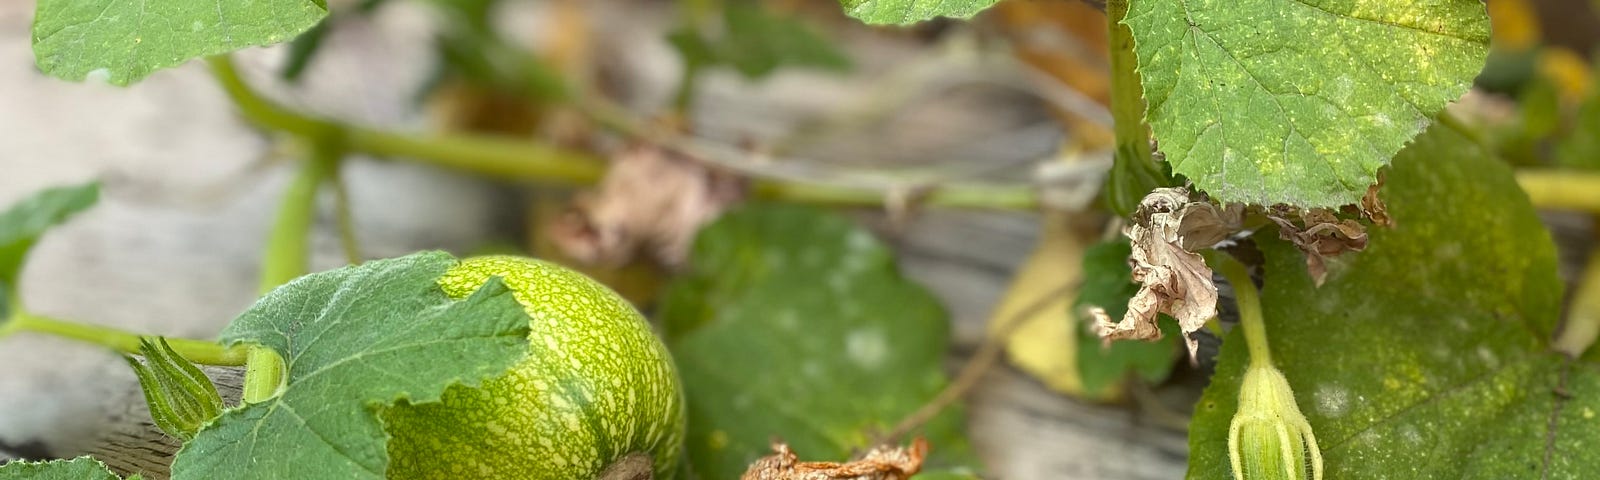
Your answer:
382;256;686;479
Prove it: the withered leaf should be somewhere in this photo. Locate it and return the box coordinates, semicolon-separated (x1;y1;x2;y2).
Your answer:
1359;172;1392;227
1092;187;1239;359
548;145;745;267
740;439;928;480
1267;208;1369;286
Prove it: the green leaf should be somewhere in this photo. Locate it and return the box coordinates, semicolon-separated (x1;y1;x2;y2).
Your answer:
1186;123;1589;478
838;0;1000;25
279;21;330;83
1127;0;1490;207
670;3;852;80
279;0;394;82
1073;238;1180;397
0;457;128;479
0;182;99;288
170;252;530;480
31;0;327;85
662;204;974;479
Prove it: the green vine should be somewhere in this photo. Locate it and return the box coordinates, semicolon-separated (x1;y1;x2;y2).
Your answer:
3;311;247;366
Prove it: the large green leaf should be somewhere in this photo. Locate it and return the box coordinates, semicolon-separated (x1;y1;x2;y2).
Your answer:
1186;123;1592;478
31;0;327;85
838;0;1000;25
0;457;134;480
170;252;529;480
662;205;973;479
0;182;98;288
1127;0;1490;207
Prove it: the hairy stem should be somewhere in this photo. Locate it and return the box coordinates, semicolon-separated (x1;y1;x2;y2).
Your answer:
1103;0;1170;216
1213;254;1272;367
4;312;247;366
1107;0;1152;168
241;347;286;403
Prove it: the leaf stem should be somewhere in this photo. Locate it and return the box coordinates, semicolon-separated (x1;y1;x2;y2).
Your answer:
1104;0;1169;216
246;124;345;404
259;139;338;293
1106;0;1152;167
207;55;1037;211
241;346;286;403
330;160;364;265
1516;170;1600;213
3;311;247;366
1213;254;1272;367
1554;251;1600;358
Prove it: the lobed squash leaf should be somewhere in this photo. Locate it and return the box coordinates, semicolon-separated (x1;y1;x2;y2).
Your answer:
32;0;327;85
1127;0;1490;207
1186;123;1598;478
662;204;976;479
171;252;529;480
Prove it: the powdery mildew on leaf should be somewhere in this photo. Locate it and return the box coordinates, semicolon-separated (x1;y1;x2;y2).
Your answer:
1126;0;1490;208
31;0;327;85
660;205;974;479
1187;124;1598;479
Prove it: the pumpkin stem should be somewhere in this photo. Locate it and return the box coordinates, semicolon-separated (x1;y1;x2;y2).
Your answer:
597;452;653;480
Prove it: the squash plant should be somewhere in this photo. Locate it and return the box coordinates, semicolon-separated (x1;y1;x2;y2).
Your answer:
3;0;1599;479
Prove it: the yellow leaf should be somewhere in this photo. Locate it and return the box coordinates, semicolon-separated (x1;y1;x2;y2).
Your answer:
986;215;1112;399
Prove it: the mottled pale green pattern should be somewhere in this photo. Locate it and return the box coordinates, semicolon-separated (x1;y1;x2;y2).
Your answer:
0;182;98;287
661;205;974;479
0;457;127;479
838;0;999;25
1188;124;1599;478
383;256;686;480
31;0;326;85
1127;0;1489;207
174;252;530;480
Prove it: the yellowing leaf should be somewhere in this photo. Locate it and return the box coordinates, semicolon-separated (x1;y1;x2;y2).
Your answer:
987;216;1094;397
1128;0;1490;207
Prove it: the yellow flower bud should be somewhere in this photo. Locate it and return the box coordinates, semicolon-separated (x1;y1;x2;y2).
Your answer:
1228;364;1322;480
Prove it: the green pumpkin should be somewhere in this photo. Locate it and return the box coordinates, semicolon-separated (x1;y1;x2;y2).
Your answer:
382;256;685;479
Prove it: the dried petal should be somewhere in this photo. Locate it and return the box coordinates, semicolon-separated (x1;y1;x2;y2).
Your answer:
549;145;745;267
740;439;928;480
1093;187;1236;359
